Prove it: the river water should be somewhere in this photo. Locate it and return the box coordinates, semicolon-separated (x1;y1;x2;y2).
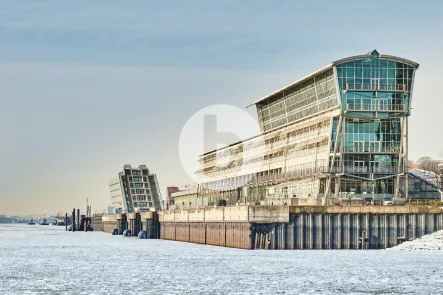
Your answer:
0;224;442;295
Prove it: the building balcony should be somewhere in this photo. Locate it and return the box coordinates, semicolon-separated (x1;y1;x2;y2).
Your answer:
203;166;408;190
342;145;401;154
325;166;407;174
200;166;408;193
344;83;407;93
345;103;407;113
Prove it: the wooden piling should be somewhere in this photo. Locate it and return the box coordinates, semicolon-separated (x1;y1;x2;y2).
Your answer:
77;209;80;231
72;209;75;232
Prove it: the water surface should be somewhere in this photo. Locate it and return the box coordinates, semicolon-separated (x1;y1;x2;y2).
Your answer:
0;224;441;294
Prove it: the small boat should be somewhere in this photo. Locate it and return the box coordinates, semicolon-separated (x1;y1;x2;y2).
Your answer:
28;219;35;225
40;218;49;225
56;219;66;226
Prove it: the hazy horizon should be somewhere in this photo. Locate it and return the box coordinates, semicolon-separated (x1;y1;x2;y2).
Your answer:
1;0;443;215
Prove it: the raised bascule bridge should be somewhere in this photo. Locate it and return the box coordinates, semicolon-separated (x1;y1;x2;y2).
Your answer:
97;50;443;250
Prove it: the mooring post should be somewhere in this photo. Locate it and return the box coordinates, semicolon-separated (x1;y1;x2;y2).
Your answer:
77;209;80;231
72;209;76;232
248;224;254;250
65;213;68;231
146;218;151;238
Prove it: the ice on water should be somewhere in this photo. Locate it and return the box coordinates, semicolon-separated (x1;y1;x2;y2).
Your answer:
1;224;443;295
388;230;443;251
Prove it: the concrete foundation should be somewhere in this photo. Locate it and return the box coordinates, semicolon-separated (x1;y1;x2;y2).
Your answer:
159;205;443;250
102;214;118;233
99;205;443;250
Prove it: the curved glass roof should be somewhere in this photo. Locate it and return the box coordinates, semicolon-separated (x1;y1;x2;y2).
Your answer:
333;50;419;68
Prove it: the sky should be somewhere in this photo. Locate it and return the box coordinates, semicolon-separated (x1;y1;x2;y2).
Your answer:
1;0;443;216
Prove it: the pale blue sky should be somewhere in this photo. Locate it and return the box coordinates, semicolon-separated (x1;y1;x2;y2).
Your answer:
1;0;442;215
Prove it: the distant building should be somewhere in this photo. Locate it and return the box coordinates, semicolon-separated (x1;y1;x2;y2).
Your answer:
439;164;443;190
166;186;180;208
171;187;199;209
109;165;163;213
107;205;118;214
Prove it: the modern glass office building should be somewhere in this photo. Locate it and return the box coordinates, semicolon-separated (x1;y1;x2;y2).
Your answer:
191;50;441;207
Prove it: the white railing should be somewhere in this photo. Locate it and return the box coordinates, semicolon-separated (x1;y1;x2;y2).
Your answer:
346;83;407;92
346;103;406;112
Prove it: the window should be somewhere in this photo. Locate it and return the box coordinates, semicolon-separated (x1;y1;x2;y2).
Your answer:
148;202;153;207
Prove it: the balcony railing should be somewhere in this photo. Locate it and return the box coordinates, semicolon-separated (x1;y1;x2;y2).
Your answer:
343;145;401;153
346;103;407;113
326;166;406;174
203;166;407;190
345;83;407;93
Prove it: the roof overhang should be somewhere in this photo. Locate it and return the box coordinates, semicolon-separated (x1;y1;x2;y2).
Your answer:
246;63;333;108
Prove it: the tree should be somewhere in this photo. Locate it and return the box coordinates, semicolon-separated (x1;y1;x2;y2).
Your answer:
416;156;443;174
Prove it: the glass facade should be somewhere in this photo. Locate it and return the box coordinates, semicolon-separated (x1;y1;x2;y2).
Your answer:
327;51;440;200
331;51;417;169
401;175;441;200
336;52;415;119
331;118;402;166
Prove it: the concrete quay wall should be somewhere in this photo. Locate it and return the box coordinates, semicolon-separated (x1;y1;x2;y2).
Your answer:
90;216;104;231
160;221;251;249
100;206;443;250
159;205;443;250
257;212;443;250
102;214;119;233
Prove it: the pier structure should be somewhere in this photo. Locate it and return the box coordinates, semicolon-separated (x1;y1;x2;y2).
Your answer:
158;205;443;250
97;205;443;249
101;211;159;238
